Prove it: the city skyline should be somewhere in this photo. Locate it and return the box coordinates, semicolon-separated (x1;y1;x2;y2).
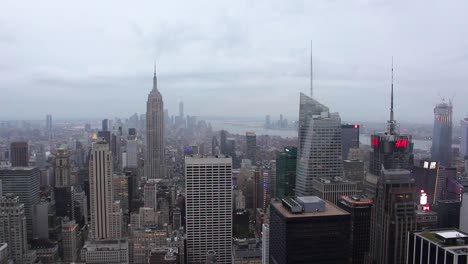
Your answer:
1;1;468;122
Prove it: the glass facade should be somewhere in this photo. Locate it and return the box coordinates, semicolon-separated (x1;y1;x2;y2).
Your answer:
275;147;297;200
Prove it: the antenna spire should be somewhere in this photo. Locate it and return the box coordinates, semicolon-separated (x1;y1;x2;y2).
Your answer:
153;60;158;91
310;40;313;98
389;57;396;134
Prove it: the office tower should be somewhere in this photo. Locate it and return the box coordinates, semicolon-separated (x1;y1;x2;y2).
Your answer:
146;65;165;179
220;130;227;155
262;224;269;264
269;196;351;263
431;100;453;167
0;194;37;264
412;160;441;205
343;159;365;182
312;177;360;205
461;193;468;233
407;229;468;263
179;101;184;120
211;136;219;155
434;200;461;229
295;93;343;196
275;147;297;200
144;179;158;209
461;117;468;159
368;168;416;264
80;239;128;263
0;167;40;240
45;114;52;138
97;130;111;145
10;142;28;167
338;195;373;264
128;127;136;136
341;124;360;160
62;219;79;263
32;200;53;239
54;147;71;187
246;132;256;164
265;115;271;129
185;156;232;263
89;139;122;240
102;118;109;132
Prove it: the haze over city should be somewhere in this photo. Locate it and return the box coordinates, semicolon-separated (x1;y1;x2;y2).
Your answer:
1;0;468;122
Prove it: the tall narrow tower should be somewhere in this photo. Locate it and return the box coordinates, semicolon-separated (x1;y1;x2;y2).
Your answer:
146;64;165;179
431;100;453;167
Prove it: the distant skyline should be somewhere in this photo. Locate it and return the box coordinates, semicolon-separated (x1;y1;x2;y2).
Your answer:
1;0;468;123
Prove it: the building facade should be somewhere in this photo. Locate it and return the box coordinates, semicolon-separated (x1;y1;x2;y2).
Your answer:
341;124;360;160
246;132;256;164
10;142;28;167
185;156;232;263
431;101;453;167
461;117;468;159
275;147;297;200
311;177;360;205
54;147;71;187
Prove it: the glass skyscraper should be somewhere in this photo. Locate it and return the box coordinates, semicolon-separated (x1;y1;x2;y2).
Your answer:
275;146;297;200
431;101;453;167
295;93;343;196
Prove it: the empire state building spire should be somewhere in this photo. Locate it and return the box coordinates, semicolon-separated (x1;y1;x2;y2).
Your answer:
153;61;158;91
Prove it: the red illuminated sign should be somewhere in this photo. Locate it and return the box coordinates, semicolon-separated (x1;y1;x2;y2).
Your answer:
422;205;431;211
395;138;408;148
371;137;379;147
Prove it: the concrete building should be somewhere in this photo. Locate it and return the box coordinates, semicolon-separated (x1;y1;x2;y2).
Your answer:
269;197;351;263
312;177;360;205
431;101;453;167
10;142;28;167
129;228;167;264
148;247;179;264
146;65;165;179
0;167;40;240
0;243;7;264
232;238;262;264
407;229;468;263
125;137;138;168
54;147;71;187
296;93;343;196
89;139;122;240
144;179;159;209
0;194;37;264
80;239;128;264
185;156;232;263
62;219;79;263
461;193;468;233
262;224;269;264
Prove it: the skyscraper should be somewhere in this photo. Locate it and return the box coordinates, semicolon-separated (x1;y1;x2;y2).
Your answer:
460;117;468;159
246;132;256;164
54;147;71;187
45;114;52;138
146;65;165;179
179;101;184;120
10;142;28;167
0;167;40;240
341;124;360;160
295;93;343;196
431;100;453;167
220;130;227;155
185;156;232;263
0;194;37;264
89;139;122;240
102;119;109;132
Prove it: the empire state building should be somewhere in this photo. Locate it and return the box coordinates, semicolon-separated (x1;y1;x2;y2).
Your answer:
146;65;165;179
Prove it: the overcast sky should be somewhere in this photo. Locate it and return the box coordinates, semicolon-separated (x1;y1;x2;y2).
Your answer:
1;0;468;123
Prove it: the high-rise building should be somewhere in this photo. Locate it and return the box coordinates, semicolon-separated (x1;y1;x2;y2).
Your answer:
125;136;138;168
0;243;7;264
262;224;269;264
341;124;360;160
0;167;40;240
54;186;75;220
146;65;165;179
102;118;109;132
185;156;232;263
80;239;128;263
10;142;29;167
62;219;79;263
368;168;416;264
211;136;219;155
407;229;468;263
295;93;343;196
461;193;468;233
275;146;297;200
269;197;351;263
434;200;461;229
338;195;373;264
431;101;453;167
54;147;71;187
0;194;37;264
246;132;256;164
45;114;52;138
412;160;441;205
144;179;158;209
461;117;468;159
220;130;227;155
89;139;122;240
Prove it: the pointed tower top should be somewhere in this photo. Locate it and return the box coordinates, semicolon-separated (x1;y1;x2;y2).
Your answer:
310;40;313;98
388;57;396;135
153;61;158;91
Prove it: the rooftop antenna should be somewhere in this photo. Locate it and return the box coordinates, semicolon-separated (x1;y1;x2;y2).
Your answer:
153;60;158;91
388;57;396;135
